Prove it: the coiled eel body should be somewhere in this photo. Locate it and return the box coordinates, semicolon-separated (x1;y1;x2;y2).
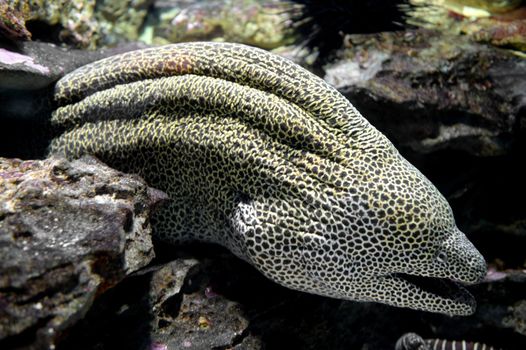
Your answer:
49;42;487;315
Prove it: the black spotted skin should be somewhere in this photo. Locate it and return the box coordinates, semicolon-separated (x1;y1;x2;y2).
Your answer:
49;42;487;316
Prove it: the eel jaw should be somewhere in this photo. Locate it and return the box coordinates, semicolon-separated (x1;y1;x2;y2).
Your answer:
378;273;476;316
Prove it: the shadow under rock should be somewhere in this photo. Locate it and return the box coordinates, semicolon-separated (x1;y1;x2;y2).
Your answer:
57;271;156;350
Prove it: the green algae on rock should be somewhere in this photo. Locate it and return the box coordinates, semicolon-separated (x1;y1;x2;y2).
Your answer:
7;0;99;48
5;0;153;48
140;0;295;49
0;1;32;40
404;0;526;51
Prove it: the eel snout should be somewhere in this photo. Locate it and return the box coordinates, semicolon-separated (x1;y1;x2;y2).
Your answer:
445;230;488;285
375;229;487;316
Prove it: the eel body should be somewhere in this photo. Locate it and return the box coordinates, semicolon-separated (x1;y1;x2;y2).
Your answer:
49;42;487;315
395;332;501;350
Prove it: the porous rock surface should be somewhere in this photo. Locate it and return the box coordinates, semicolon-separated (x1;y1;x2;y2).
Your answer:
324;29;524;158
58;256;261;350
0;156;166;349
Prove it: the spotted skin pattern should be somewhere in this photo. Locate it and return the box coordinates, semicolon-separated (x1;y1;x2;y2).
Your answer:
49;42;487;315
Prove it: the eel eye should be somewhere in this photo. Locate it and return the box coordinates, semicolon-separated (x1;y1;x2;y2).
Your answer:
435;250;448;264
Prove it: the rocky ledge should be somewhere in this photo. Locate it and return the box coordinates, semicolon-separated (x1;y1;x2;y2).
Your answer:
0;156;166;349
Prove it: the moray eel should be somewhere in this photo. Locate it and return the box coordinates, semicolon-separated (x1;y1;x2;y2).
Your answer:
395;332;500;350
49;42;487;315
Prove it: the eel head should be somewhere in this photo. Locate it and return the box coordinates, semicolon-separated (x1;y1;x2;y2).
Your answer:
229;149;487;316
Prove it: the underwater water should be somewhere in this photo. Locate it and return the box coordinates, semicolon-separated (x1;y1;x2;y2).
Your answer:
1;1;526;349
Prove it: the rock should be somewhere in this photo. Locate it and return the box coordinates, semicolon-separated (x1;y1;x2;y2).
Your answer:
93;0;154;47
324;29;524;158
0;40;150;91
3;0;154;49
0;156;166;349
149;259;256;350
56;256;261;350
404;0;526;51
504;299;526;336
3;0;99;48
0;3;31;41
142;0;294;49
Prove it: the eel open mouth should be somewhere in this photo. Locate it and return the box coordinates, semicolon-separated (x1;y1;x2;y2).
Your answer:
382;273;476;315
